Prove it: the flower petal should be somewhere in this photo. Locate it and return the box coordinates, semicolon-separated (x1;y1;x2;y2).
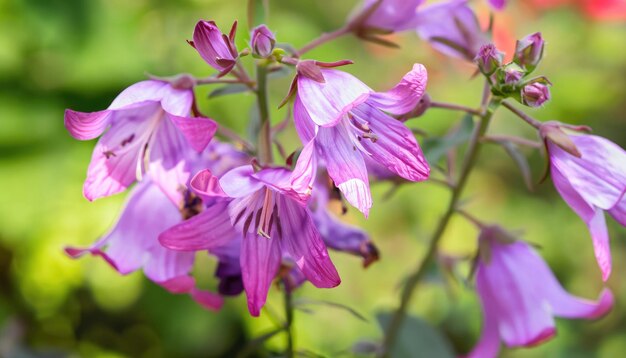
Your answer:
368;64;428;116
608;197;626;227
159;201;237;251
293;95;318;143
160;86;194;117
316;126;372;216
220;165;265;198
587;208;612;281
466;281;502;358
240;233;281;316
108;81;169;110
193;20;237;72
548;287;614;320
297;69;371;127
190;169;230;201
167;114;217;153
64;109;112;140
190;288;225;311
352;103;430;181
276;195;341;288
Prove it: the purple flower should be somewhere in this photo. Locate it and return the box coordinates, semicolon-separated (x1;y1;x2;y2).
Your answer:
159;147;340;316
66;177;223;311
250;24;276;58
514;32;545;71
546;132;626;281
487;0;506;11
501;64;525;86
64;80;217;202
351;0;424;32
192;20;239;75
414;0;489;61
475;44;503;75
521;82;551;107
467;226;614;357
294;64;430;216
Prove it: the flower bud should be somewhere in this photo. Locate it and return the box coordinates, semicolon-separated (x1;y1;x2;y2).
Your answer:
250;24;275;58
539;121;582;158
192;20;239;75
513;32;544;71
475;44;503;75
501;63;525;86
521;82;550;107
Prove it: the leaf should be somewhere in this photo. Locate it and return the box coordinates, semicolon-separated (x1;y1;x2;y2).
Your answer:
376;313;455;358
247;102;261;143
293;298;368;322
350;340;381;355
208;83;250;98
236;327;284;358
499;141;534;191
422;114;475;165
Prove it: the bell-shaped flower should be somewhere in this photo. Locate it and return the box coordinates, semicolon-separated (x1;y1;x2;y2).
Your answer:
65;177;223;310
349;0;424;33
64;80;217;201
414;0;489;61
294;64;430;216
467;226;614;358
546;130;626;281
191;20;239;75
159;146;341;316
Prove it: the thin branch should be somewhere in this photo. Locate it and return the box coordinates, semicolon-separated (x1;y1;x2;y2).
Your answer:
296;26;351;57
481;135;542;148
502;101;543;129
430;101;482;116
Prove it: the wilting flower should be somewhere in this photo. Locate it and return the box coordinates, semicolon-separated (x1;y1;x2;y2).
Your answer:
513;32;545;72
414;0;489;61
475;44;503;75
64;80;217;202
66;178;224;310
545;129;626;280
192;20;239;75
349;0;424;32
467;226;614;357
521;82;551;107
250;24;276;58
159;147;341;316
294;64;430;216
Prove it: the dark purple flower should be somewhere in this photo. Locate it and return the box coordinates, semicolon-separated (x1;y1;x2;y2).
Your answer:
513;32;545;71
414;0;489;61
192;20;239;75
475;44;503;75
64;80;217;202
468;226;614;357
546;131;626;281
501;64;525;86
250;24;276;58
521;82;551;107
294;64;430;216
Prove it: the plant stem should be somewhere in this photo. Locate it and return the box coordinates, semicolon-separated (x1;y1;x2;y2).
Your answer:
196;77;250;85
256;64;273;164
379;98;502;357
296;26;350;57
284;289;295;358
502;101;542;128
429;101;482;116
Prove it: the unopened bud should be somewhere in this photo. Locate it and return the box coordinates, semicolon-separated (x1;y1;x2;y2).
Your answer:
521;82;550;107
501;63;525;86
475;44;503;76
250;24;276;58
540;122;582;158
513;32;544;72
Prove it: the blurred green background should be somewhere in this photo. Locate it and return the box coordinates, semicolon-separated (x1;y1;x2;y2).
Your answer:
1;0;625;357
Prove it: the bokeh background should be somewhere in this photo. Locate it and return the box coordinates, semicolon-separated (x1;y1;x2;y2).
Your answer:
1;0;625;357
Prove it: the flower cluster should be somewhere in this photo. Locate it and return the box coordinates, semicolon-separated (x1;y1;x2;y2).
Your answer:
63;0;626;356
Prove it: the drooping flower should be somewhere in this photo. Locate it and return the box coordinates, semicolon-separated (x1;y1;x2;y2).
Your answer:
65;177;224;310
544;127;626;280
250;24;276;58
191;20;239;75
64;80;217;202
159;147;341;316
414;0;489;61
467;226;614;357
349;0;424;32
293;64;430;216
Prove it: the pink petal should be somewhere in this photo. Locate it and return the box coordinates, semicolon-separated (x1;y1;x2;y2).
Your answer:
160;86;194;117
316;125;372;216
293;96;318;143
159;276;196;293
588;209;612;281
190;288;225;311
220;166;265;198
276;195;340;288
108;81;169;110
608;197;626;227
167;114;217;152
549;288;614;320
64;109;112;140
193;20;237;72
158;201;237;251
190;169;229;201
297;69;371;127
466;281;502;358
352;103;430;182
361;0;424;31
368;64;428;116
488;0;506;10
240;232;281;316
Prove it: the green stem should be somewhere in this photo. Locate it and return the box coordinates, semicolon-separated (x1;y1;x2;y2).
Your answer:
284;289;295;358
379;98;502;357
256;63;273;164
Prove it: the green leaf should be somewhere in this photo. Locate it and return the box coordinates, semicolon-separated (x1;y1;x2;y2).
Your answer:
247;102;261;143
208;83;250;98
293;298;368;322
377;313;455;358
422;114;475;165
499;141;534;191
